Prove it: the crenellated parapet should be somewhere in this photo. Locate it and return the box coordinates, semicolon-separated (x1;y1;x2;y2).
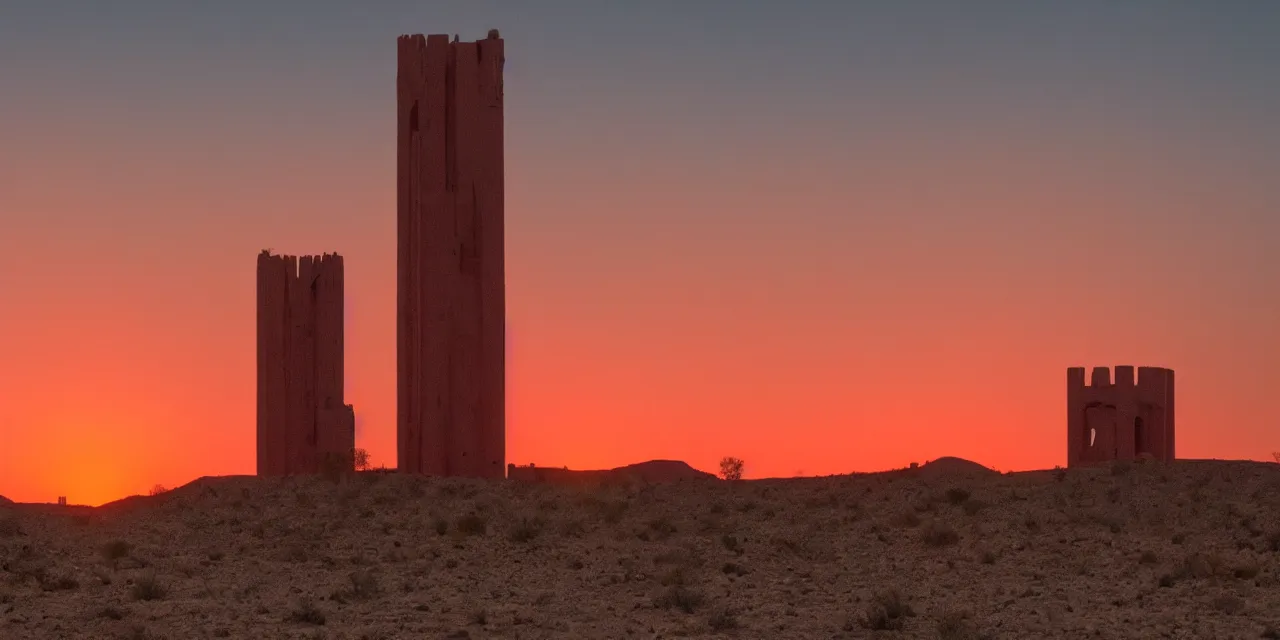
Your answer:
257;250;356;476
1066;365;1175;467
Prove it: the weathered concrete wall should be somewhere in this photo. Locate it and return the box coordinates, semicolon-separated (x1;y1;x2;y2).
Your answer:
397;31;505;479
257;251;355;475
1067;365;1175;467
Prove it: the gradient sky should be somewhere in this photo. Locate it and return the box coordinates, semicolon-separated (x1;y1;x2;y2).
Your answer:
2;1;1278;505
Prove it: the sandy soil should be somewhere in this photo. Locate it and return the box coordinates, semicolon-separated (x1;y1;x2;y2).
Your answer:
2;458;1279;639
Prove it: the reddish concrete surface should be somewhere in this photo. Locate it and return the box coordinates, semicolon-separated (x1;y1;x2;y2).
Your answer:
1067;366;1175;467
256;251;355;475
397;31;506;479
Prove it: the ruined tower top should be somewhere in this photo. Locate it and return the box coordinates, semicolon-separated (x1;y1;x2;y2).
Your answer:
1066;365;1175;468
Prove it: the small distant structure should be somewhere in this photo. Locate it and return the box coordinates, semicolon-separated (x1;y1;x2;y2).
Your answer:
256;251;356;476
56;496;67;506
1067;366;1175;467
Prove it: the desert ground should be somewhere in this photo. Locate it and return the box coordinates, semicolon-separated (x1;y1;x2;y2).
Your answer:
2;458;1280;639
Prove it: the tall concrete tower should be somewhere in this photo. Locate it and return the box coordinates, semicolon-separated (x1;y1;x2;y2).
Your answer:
396;31;506;478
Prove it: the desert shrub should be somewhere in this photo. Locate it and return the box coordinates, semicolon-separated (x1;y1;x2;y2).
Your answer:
655;584;706;613
98;606;126;620
861;589;914;630
509;516;544;543
945;488;970;505
469;608;488;625
287;599;326;625
1213;594;1244;615
581;495;629;524
1272;451;1279;464
131;572;165;601
148;485;168;497
40;573;79;591
455;513;487;536
937;609;988;639
102;540;132;562
706;607;739;630
1110;459;1131;476
1231;560;1259;579
962;499;987;516
892;511;922;528
559;519;586;537
0;515;21;537
352;448;371;471
347;569;379;599
647;516;677;539
718;457;744;481
921;521;960;547
720;534;743;555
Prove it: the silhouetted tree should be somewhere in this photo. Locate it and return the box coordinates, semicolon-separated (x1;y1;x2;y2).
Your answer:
719;457;745;481
1272;451;1279;464
148;484;168;497
352;448;371;472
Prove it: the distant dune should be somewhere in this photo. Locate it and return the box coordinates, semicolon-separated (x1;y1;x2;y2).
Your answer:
917;456;1000;479
507;459;717;484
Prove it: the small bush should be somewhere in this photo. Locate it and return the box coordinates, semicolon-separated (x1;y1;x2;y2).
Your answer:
1212;594;1244;615
707;607;739;630
718;457;745;481
98;606;127;620
720;534;743;555
455;513;487;536
861;589;914;630
348;570;379;599
131;573;165;601
921;521;960;547
647;516;677;539
509;516;544;543
892;511;922;528
102;540;132;562
945;488;970;505
287;599;326;625
41;574;79;591
936;609;982;640
655;585;706;613
0;516;21;538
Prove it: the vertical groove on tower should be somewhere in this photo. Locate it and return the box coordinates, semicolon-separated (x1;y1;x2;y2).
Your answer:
256;252;355;476
397;31;505;478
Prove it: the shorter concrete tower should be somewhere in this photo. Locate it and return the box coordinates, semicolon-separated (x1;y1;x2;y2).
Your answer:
1067;366;1175;467
257;250;355;475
